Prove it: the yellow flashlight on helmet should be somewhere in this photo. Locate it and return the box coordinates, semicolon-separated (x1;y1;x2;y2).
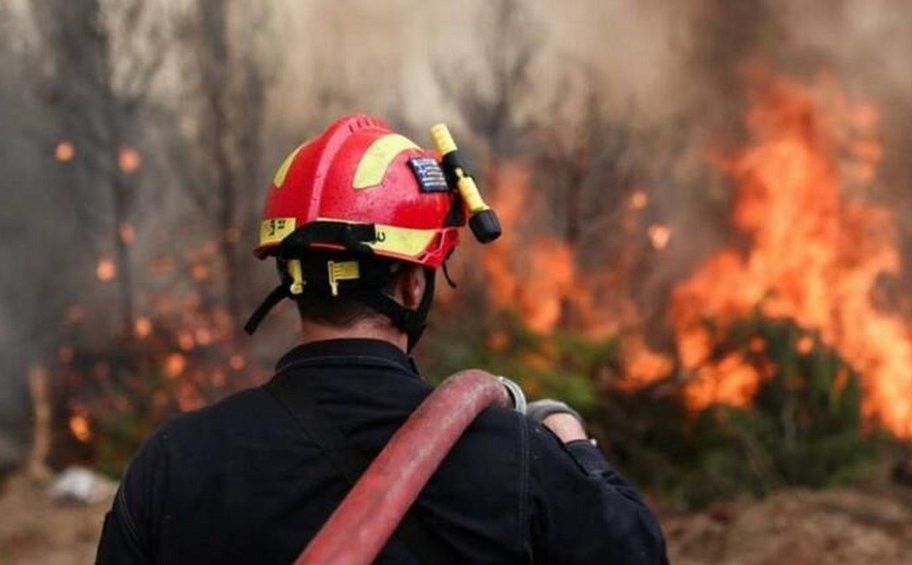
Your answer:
430;123;502;244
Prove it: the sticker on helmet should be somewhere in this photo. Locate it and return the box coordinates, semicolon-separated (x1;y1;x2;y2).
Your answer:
409;157;449;192
259;217;297;246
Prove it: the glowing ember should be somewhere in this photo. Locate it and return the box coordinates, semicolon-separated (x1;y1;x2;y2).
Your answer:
228;354;246;371
119;223;136;244
134;316;152;339
629;190;649;210
69;410;92;443
178;331;195;351
671;72;912;436
118;147;142;174
647;224;671;250
54;140;75;162
96;258;117;281
163;353;187;379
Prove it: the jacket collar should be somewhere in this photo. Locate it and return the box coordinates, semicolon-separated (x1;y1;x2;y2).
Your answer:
275;338;417;375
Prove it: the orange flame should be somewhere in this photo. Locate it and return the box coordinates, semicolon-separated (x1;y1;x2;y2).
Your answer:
672;72;912;436
685;353;761;411
622;336;674;389
482;165;576;334
480;164;643;339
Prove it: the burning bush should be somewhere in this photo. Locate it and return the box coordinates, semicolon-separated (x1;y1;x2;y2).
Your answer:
669;71;912;438
424;69;909;507
53;243;266;477
599;314;879;509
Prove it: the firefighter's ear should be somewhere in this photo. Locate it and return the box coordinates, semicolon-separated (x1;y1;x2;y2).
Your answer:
396;264;426;309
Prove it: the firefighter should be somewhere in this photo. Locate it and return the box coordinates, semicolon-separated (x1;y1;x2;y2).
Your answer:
96;115;668;563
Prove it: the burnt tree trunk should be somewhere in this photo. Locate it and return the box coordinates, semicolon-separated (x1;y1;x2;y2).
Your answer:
201;0;240;335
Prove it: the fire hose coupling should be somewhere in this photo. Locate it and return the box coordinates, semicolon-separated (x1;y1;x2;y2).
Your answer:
496;376;527;414
429;123;502;244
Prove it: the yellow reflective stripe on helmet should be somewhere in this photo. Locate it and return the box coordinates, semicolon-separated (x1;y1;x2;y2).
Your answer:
370;224;436;257
315;218;436;258
352;134;419;189
273;144;305;188
260;217;297;246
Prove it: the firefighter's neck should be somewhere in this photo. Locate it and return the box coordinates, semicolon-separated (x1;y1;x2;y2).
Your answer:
299;318;407;352
298;266;424;353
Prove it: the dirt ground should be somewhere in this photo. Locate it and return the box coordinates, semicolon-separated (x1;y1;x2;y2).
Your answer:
664;487;912;564
0;474;110;565
1;471;911;564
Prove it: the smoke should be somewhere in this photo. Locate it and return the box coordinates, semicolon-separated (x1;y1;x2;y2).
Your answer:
0;17;76;455
575;0;912;336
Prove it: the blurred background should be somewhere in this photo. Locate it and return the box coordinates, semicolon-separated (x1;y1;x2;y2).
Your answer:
1;0;912;562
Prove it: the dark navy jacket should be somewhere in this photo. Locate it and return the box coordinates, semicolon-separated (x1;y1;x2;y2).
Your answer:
96;339;667;563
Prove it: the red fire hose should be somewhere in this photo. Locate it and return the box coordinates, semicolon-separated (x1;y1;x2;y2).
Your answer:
296;369;522;564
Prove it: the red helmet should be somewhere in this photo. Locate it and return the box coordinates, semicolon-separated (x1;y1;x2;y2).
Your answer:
245;114;500;343
255;114;462;267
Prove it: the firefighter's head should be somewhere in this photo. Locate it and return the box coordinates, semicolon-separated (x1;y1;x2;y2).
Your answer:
245;114;497;350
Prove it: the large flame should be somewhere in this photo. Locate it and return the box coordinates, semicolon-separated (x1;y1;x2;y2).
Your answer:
672;72;912;436
481;164;642;338
482;165;577;334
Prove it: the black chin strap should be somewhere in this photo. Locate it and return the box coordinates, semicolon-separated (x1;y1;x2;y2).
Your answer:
244;268;436;352
244;284;290;335
348;268;436;352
